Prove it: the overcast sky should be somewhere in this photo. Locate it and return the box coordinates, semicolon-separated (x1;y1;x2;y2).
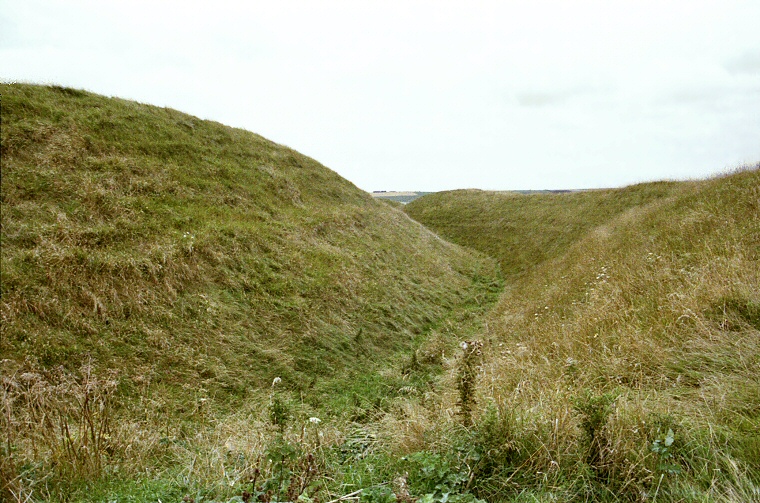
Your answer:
2;1;759;191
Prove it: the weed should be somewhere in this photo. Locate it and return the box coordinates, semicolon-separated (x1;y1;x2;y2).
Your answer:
269;377;291;434
572;389;617;472
402;451;484;503
651;428;681;475
456;341;482;427
261;437;294;502
361;484;397;503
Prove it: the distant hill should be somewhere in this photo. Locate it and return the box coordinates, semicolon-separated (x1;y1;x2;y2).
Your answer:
371;191;433;204
371;190;578;206
405;184;682;276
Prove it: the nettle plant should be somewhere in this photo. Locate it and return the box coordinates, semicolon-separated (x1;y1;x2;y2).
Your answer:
239;378;323;503
650;428;681;475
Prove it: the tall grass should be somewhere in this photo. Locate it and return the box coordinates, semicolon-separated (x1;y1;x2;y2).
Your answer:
404;166;760;501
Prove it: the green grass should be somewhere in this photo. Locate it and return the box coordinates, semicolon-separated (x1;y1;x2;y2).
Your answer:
2;82;758;502
404;167;760;501
0;83;501;501
405;184;682;277
0;83;499;390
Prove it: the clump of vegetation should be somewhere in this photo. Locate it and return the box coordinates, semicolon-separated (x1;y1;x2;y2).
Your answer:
572;389;617;473
456;340;482;427
268;377;290;434
1;359;125;500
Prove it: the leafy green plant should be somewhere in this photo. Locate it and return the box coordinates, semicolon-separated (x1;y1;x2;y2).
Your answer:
261;438;297;502
404;452;465;501
268;378;290;434
255;438;320;503
651;428;681;475
361;484;397;503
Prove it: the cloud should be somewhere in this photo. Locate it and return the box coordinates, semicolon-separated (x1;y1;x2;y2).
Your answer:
516;92;565;108
724;51;760;75
515;87;599;108
2;0;759;191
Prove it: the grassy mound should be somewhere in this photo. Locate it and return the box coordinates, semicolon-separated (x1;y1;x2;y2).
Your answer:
1;83;499;391
403;169;760;501
405;184;681;277
0;84;501;500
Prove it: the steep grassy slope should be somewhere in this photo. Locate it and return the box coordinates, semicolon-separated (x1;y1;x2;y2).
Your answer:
405;184;681;276
0;84;498;392
0;84;502;499
402;169;760;501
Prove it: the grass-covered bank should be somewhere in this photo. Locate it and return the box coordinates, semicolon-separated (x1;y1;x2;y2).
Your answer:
0;84;501;501
405;184;681;277
404;168;760;501
2;83;758;502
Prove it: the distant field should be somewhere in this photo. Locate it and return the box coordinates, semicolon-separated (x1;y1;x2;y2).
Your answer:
371;191;433;203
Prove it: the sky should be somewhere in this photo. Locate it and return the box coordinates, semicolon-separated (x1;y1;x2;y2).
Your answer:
1;1;759;191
